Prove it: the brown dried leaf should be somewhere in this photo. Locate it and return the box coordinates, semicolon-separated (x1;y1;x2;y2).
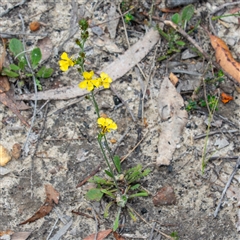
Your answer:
113;231;126;240
0;76;10;93
12;143;21;159
157;77;188;166
19;184;59;225
83;229;112;240
45;184;60;204
169;72;179;86
15;29;160;101
0;144;11;166
210;34;240;84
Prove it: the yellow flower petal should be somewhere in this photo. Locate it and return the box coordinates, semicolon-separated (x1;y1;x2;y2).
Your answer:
79;81;87;89
61;52;69;60
83;71;94;80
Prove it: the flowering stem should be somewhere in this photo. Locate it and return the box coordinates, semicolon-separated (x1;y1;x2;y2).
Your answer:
91;91;116;169
98;135;120;193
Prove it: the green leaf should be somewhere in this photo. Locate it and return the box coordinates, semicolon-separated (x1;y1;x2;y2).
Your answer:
142;169;151;177
85;188;103;201
157;27;170;41
105;170;114;178
30;48;42;69
113;208;121;231
18;58;27;70
130;184;140;190
9;64;20;71
101;189;115;199
104;201;114;218
2;68;19;77
36;66;53;78
175;40;185;46
9;38;27;64
181;4;194;27
171;13;181;25
113;155;121;173
129;191;148;199
157;55;167;62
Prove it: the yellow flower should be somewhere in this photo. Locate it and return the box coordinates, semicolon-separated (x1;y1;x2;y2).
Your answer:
97;117;117;134
99;72;112;88
59;52;75;71
78;71;100;91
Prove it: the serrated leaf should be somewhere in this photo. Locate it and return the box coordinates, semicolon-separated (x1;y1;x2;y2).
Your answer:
105;170;114;178
9;64;20;71
104;201;114;218
31;48;42;69
2;68;19;77
85;188;103;201
182;5;194;22
9;38;27;64
142;168;150;177
113;155;121;173
171;13;181;25
101;189;115;199
36;66;53;78
175;41;185;46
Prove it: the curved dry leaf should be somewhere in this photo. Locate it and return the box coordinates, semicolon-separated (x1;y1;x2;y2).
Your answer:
157;77;188;166
0;144;11;166
210;35;240;84
83;229;112;240
19;184;59;225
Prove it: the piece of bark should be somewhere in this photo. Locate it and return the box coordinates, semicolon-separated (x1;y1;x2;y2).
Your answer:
157;77;188;166
15;28;160;101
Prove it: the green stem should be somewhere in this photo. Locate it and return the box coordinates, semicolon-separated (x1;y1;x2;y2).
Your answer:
90;91;100;117
98;136;120;193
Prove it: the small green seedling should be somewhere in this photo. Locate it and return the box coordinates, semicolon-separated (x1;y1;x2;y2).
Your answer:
1;38;53;90
200;95;219;111
186;100;198;112
124;12;134;24
157;4;196;61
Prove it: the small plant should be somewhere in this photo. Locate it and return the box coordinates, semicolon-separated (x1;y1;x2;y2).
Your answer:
199;95;218;111
185;100;198;112
59;19;150;231
170;231;179;240
1;38;53;90
157;4;196;61
205;69;225;85
124;12;134;24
